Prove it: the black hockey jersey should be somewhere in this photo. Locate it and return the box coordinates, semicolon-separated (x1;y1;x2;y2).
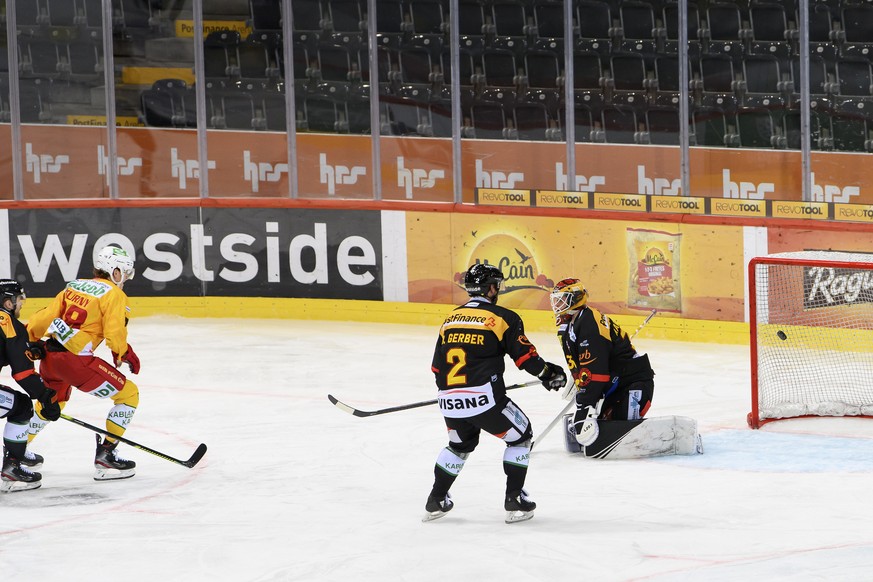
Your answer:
557;305;654;408
431;297;547;395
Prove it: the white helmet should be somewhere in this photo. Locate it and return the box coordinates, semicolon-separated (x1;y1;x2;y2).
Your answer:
95;246;135;285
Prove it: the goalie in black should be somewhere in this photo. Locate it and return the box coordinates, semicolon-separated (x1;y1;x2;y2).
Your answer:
424;263;567;524
550;278;702;458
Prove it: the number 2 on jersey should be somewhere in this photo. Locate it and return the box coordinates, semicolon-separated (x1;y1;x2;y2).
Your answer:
445;347;468;386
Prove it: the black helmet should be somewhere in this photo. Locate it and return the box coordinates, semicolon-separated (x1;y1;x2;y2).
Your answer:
464;263;504;296
0;280;24;305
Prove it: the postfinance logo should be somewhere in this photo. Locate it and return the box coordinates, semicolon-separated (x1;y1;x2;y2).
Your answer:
554;162;605;192
97;145;142;184
25;143;69;183
397;156;445;199
319;153;366;195
171;148;216;190
244;151;288;193
475;159;523;189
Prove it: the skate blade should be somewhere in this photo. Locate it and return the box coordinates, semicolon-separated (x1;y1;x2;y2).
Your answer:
504;510;534;524
421;510;450;523
21;461;43;470
93;467;136;481
0;479;42;493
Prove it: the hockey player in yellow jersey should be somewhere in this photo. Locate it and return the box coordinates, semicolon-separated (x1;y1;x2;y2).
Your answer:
26;246;141;480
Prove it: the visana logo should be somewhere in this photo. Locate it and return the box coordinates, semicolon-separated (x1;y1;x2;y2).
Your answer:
97;145;142;184
475;159;523;188
638;165;681;196
810;172;860;203
397;156;445;199
171;148;216;190
320;153;366;195
439;394;490;410
25;143;69;184
554;162;605;192
244;151;288;193
722;169;774;199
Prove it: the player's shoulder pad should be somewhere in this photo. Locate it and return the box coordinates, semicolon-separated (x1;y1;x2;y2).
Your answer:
0;311;15;338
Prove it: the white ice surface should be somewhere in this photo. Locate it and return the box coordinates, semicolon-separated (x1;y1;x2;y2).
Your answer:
2;317;873;581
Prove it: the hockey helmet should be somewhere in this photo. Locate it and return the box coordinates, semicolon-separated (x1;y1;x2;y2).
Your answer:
0;279;25;304
464;263;505;297
94;246;136;285
550;278;588;316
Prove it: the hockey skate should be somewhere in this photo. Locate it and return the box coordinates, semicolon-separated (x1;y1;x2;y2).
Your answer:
504;489;536;524
94;435;136;481
1;454;42;493
21;449;44;470
563;414;582;454
422;492;453;522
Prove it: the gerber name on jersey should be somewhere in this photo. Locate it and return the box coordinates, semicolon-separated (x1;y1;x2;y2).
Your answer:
438;385;496;418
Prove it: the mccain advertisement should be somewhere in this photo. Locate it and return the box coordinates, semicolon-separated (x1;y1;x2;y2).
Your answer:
1;207;385;300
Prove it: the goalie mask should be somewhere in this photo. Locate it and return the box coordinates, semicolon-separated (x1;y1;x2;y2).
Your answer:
464;263;505;297
95;246;136;286
550;278;588;318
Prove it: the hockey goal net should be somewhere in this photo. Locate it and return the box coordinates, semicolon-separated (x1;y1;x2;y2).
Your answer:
748;251;873;428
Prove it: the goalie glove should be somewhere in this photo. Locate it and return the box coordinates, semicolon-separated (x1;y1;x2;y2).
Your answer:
574;404;600;447
113;344;141;374
538;362;568;392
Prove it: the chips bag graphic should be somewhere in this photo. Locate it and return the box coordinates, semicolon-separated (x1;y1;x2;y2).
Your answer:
627;228;682;313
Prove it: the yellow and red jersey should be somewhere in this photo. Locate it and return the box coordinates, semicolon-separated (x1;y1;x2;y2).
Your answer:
27;277;131;358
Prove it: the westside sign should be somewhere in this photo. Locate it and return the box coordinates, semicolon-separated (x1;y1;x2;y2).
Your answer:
0;207;392;300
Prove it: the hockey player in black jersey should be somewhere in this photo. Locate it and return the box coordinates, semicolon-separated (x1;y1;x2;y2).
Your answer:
423;263;567;524
550;278;702;458
0;280;61;492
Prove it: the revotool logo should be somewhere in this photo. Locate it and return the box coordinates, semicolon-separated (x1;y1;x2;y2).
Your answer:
638;165;681;196
244;151;288;193
397;156;445;199
554;163;605;192
25;143;69;183
475;159;523;188
722;169;774;199
319;153;366;195
171;148;216;190
97;145;142;184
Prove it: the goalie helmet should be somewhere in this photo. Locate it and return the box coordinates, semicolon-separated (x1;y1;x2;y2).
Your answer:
550;278;588;317
464;263;504;297
95;246;136;285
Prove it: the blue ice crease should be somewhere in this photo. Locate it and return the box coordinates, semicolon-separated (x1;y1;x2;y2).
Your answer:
648;429;873;473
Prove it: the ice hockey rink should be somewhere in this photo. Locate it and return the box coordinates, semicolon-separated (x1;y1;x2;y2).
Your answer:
2;316;872;581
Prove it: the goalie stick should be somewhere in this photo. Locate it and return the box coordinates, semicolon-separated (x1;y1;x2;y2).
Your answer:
531;308;658;450
328;379;542;418
60;414;208;469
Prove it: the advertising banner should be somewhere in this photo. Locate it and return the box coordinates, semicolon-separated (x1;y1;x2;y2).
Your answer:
0;207;389;300
405;211;747;322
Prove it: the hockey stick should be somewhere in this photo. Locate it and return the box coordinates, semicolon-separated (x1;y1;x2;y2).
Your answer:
60;414;208;469
531;309;658;450
328;379;542;418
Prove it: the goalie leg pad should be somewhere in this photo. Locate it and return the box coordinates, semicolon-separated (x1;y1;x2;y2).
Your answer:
583;416;703;459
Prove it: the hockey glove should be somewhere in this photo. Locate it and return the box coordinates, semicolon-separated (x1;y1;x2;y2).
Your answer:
113;344;141;374
538;362;568;391
38;388;61;422
24;340;46;361
574;404;600;447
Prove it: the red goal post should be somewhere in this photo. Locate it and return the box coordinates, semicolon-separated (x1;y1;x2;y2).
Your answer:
748;251;873;429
